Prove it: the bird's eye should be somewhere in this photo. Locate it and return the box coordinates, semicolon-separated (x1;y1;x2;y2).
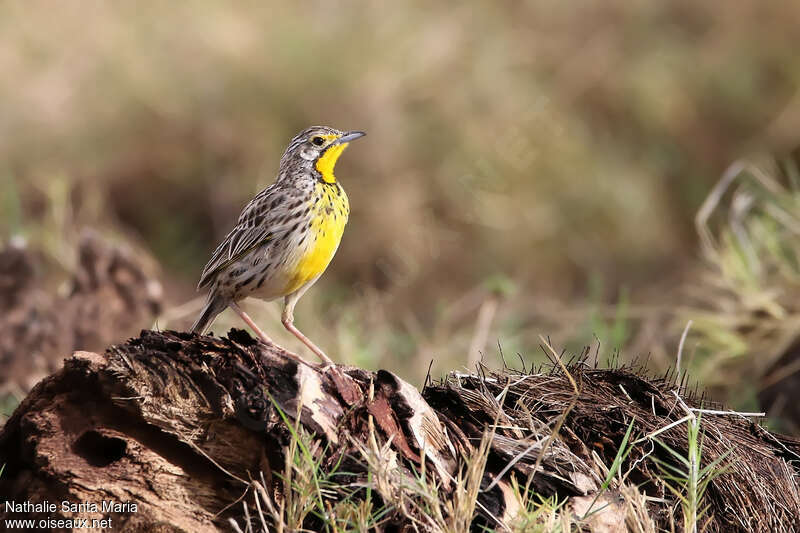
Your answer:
311;136;325;147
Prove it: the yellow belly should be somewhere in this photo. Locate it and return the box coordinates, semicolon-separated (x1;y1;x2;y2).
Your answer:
284;184;348;295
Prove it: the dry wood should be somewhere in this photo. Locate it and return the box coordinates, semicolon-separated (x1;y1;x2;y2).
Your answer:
1;329;799;532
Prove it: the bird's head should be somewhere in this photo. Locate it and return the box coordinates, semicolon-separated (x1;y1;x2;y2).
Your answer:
281;126;366;184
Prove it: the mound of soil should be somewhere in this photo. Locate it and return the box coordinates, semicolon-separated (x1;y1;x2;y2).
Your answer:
0;231;161;393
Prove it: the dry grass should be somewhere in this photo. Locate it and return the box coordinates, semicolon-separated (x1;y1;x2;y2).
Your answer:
678;157;800;409
225;352;799;532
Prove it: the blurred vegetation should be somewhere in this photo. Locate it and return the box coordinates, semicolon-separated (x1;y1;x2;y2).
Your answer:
679;157;800;421
1;1;800;398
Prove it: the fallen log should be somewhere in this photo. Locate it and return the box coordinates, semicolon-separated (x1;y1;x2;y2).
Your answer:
1;329;799;532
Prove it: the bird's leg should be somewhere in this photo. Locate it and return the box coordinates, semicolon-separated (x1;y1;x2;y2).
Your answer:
282;295;334;366
229;301;315;368
229;301;275;344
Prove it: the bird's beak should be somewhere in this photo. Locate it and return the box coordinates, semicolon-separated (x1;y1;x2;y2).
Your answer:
333;131;366;145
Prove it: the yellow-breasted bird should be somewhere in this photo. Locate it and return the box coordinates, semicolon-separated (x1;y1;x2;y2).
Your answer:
191;126;365;365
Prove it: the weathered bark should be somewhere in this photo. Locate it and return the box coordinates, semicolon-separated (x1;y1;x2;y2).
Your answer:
1;330;799;532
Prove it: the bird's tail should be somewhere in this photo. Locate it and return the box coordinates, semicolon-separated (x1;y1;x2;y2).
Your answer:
191;295;227;335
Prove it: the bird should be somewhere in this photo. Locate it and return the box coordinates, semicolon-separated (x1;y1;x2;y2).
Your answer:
191;125;365;365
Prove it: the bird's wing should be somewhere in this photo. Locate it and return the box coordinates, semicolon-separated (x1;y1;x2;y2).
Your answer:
197;184;296;289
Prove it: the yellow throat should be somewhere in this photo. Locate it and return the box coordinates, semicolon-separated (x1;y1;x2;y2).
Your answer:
315;141;350;184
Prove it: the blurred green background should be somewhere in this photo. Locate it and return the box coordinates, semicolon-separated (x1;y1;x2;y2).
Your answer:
2;1;800;417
